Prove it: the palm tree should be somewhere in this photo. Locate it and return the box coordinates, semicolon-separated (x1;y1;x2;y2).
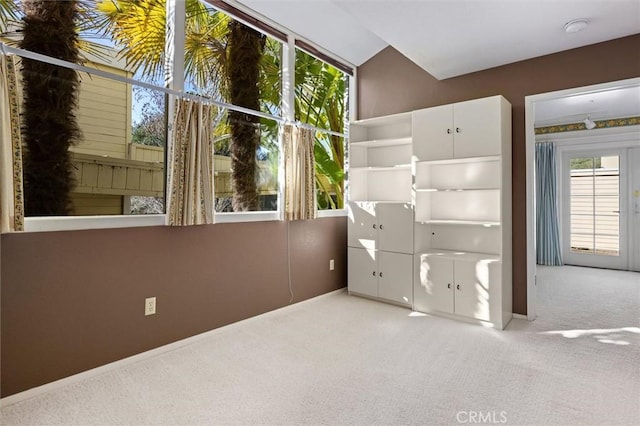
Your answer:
95;0;268;211
20;0;81;215
92;1;345;210
0;0;18;33
226;21;265;211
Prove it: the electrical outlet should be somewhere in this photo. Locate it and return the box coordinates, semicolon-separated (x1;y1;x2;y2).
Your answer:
145;297;156;316
329;259;335;271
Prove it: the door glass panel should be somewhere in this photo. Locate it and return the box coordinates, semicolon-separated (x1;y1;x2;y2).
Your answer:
569;155;620;256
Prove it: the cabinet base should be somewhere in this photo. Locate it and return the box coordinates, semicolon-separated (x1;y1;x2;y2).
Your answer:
412;307;513;330
347;291;412;309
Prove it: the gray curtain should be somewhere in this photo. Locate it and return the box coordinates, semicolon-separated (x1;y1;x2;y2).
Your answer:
535;142;562;265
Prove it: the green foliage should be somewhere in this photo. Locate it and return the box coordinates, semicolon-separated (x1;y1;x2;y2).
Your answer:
570;157;601;170
0;0;18;32
294;49;347;209
131;86;166;147
23;0;348;212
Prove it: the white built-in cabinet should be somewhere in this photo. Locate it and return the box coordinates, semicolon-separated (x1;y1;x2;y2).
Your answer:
348;112;414;306
348;95;512;329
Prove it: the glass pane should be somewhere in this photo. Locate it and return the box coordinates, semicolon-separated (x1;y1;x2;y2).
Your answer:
295;48;348;210
14;53;167;216
570;157;595;170
213;109;279;213
569;154;621;257
594;156;619;196
571;232;594;254
595;235;619;256
315;134;345;210
571;214;594;235
187;1;282;117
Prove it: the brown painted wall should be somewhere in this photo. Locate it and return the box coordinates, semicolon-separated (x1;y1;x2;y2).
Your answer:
357;34;640;315
0;217;347;397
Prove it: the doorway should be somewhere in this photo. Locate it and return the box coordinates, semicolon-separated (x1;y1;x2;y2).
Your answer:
525;77;640;320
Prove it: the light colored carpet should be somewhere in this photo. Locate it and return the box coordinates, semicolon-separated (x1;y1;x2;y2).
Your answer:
1;265;639;425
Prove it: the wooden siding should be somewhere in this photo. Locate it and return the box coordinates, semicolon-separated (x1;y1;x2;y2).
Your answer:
73;69;131;159
70;193;123;216
129;143;164;163
570;169;620;255
72;152;164;197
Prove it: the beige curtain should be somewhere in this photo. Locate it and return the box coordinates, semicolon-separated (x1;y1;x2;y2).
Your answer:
167;98;214;226
0;54;24;233
283;124;316;221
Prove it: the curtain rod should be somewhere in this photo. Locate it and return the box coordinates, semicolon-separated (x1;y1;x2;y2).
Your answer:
0;43;346;139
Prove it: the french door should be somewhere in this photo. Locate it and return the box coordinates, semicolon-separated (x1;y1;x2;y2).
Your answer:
562;149;628;269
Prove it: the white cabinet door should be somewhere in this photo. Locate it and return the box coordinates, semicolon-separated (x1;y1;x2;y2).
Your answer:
453;260;490;321
452;97;502;158
347;201;377;250
348;247;377;297
377;202;414;254
378;251;413;305
413;255;454;314
412;105;454;161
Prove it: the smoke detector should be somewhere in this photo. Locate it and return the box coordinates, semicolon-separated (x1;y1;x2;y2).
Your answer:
564;19;589;33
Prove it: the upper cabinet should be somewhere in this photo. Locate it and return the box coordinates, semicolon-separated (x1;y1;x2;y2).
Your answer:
413;96;510;161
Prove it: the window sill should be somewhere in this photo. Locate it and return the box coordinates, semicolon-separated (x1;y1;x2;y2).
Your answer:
20;208;346;233
214;211;281;223
23;215;167;233
317;209;347;218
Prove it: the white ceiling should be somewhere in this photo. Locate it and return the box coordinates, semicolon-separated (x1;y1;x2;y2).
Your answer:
236;0;640;124
237;0;640;79
534;86;640;127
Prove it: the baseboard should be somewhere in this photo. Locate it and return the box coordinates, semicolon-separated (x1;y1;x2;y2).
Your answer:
0;287;347;407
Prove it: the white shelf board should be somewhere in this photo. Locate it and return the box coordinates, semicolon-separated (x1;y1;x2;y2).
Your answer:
415;187;500;192
349;200;412;205
415;248;501;262
417;219;501;227
350;164;411;172
351;111;412;127
350;137;412;148
415;155;501;165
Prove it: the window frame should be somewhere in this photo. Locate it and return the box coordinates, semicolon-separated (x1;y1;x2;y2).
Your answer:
14;0;352;233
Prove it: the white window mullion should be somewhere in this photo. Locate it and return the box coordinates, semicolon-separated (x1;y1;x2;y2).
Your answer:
165;0;185;91
277;36;296;219
164;0;186;223
282;36;295;122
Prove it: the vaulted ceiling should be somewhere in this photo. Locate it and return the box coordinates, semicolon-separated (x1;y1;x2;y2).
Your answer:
237;0;639;80
236;0;640;123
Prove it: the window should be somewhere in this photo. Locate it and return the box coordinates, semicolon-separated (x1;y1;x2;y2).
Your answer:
1;0;351;230
185;1;283;213
1;0;169;218
294;48;348;210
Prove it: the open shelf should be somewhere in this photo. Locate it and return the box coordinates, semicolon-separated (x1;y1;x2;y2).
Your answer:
417;219;501;227
415;155;501;165
415;187;500;192
351;137;412;148
350;199;412;204
415;248;500;263
350;164;411;172
350;111;412;127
